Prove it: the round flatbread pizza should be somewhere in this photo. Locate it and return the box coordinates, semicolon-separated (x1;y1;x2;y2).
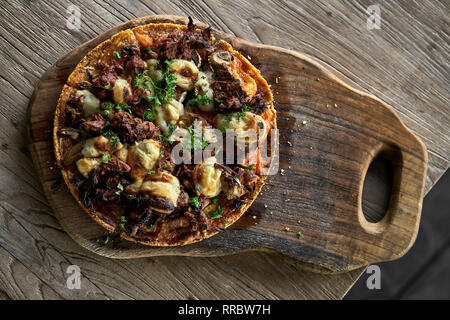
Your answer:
54;18;276;246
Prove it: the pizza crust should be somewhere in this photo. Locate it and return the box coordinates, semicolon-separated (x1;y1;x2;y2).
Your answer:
54;22;276;246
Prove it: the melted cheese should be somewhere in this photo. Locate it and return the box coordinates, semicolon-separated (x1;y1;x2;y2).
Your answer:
115;145;128;162
140;172;180;213
194;71;214;112
76;158;102;178
81;135;110;158
75;90;100;116
154;99;184;133
146;59;163;82
197;157;222;198
169;59;199;91
113;78;132;104
127;177;144;194
216;112;266;135
129;139;160;171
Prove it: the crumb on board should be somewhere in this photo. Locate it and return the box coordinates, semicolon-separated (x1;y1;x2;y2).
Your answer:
264;204;268;208
284;227;290;232
334;103;338;108
252;215;257;220
302;120;307;125
287;141;292;146
297;220;301;224
280;169;285;175
285;199;291;202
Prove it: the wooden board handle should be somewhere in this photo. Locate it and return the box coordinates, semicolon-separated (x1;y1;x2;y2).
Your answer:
354;98;428;264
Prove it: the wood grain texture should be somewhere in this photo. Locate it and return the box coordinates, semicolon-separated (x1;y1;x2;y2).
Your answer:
0;0;448;299
30;15;427;273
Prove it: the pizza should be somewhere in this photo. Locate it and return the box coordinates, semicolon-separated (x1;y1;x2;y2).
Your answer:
54;18;276;246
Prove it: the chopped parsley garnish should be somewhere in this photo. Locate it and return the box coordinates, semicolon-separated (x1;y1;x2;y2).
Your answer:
297;231;303;237
115;183;124;195
214;98;225;104
189;197;202;209
212;205;225;219
247;164;255;170
236;105;251;121
157;124;177;144
135;63;177;107
115;102;133;113
188;94;212;106
101;101;115;115
102;130;120;148
143;107;155;121
103;235;110;246
147;169;155;175
113;51;121;59
183;119;209;150
100;101;133;115
102;154;111;164
104;83;111;89
144;48;152;54
135;70;153;89
119;216;127;230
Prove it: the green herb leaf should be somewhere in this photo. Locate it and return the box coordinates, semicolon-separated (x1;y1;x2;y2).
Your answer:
104;83;111;89
113;51;121;59
102;130;120;148
212;205;225;219
183;119;209;151
188;94;212;106
115;102;133;113
102;154;111;164
236;105;251;121
189;197;202;209
119;215;127;230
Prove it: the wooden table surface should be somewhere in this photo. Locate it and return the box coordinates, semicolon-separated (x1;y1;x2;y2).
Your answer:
0;0;448;300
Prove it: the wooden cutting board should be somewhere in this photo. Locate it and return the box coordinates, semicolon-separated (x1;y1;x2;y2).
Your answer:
27;15;428;273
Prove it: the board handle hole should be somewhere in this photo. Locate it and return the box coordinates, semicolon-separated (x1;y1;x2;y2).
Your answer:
360;144;403;234
361;154;394;223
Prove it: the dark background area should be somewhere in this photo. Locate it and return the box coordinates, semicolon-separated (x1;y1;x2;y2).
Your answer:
345;170;450;299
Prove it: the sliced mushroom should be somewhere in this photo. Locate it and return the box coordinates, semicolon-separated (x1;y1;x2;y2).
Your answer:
209;51;232;65
62;141;84;166
59;128;80;140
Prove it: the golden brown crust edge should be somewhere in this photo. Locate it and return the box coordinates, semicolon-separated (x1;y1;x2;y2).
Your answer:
54;22;276;246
